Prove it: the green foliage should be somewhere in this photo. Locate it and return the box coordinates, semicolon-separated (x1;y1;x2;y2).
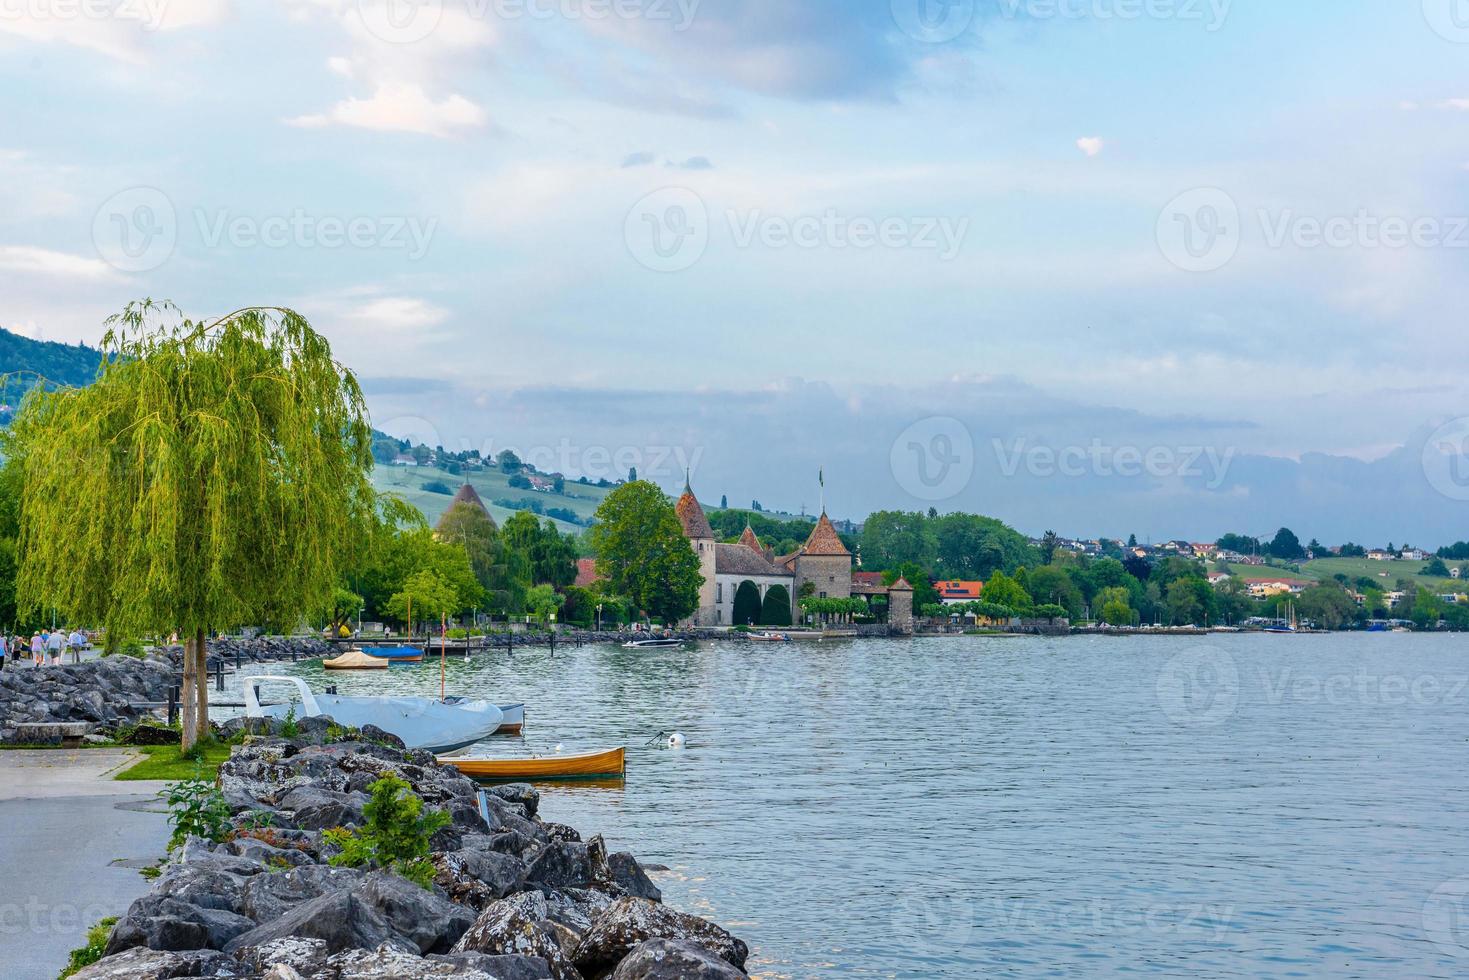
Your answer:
1096;586;1135;626
58;916;117;979
422;480;453;495
732;581;762;626
280;705;300;739
324;774;450;889
862;510;1038;579
525;583;564;622
1266;527;1305;561
7;303;374;644
589;481;702;624
881;562;940;609
1423;557;1452;577
501;511;577;589
160;775;232;851
1032;603;1069;620
385;568;458;629
979;570;1032;613
760;584;792;626
1296;583;1357;630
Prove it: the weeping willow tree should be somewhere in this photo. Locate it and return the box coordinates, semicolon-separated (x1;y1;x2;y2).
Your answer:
8;301;375;749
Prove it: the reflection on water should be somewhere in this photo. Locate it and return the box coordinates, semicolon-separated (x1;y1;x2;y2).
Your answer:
224;633;1469;978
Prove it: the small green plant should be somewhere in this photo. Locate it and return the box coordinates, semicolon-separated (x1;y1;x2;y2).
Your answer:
139;861;163;880
323;774;450;888
280;706;300;739
240;809;275;832
160;774;232;851
58;916;117;978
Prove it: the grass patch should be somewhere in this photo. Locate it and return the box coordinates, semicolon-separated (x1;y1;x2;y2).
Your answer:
114;742;231;781
58;916;117;979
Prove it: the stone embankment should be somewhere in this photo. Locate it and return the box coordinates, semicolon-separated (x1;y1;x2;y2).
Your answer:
75;721;749;979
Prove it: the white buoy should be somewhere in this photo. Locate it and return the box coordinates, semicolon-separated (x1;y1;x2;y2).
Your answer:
554;743;564;753
666;732;686;750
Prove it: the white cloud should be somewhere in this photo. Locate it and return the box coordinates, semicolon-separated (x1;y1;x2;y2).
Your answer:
0;245;120;281
1439;98;1469;111
288;82;487;137
343;296;450;332
0;0;229;62
1076;137;1105;158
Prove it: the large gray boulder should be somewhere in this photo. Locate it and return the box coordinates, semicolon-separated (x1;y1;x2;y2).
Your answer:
610;940;750;979
105;896;256;954
70;946;245;979
226;872;473;956
572;899;748;976
526;841;594;890
433;848;528;909
608;853;662;902
432;951;555;979
241;865;363;924
451;897;584;980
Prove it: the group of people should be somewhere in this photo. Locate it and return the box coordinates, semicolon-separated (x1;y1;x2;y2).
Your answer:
0;628;89;668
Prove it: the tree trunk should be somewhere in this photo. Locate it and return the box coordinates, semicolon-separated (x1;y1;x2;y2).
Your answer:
194;628;209;745
181;633;199;750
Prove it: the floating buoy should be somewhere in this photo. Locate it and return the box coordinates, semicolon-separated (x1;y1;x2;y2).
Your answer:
554;743;564;754
666;732;686;750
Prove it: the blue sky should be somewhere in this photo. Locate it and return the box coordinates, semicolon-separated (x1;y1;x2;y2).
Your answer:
3;1;1468;542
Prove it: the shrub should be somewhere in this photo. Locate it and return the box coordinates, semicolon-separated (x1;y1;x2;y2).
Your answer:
422;480;453;495
160;775;232;851
323;774;450;888
759;585;792;626
59;916;118;978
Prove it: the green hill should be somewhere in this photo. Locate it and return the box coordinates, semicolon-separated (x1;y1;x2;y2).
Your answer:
371;462;612;533
0;327;103;411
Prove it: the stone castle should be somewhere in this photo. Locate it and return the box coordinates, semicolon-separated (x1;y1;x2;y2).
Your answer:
673;478;912;633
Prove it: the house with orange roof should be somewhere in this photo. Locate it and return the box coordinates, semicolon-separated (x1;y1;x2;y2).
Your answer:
934;580;983;604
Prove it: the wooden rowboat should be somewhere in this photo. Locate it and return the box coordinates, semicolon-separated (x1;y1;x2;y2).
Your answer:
323;649;390;670
440;747;625;781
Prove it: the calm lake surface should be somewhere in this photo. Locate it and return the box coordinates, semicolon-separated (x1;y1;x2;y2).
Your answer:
228;633;1469;978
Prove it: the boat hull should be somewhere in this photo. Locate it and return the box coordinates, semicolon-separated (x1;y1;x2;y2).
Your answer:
323;650;390;670
243;677;502;753
442;747;626;781
496;703;525;735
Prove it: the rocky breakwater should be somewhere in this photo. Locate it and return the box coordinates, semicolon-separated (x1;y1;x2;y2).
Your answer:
0;657;173;742
160;636;336;669
77;727;750;979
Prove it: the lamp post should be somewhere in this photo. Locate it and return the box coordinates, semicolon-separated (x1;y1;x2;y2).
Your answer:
596;603;603;632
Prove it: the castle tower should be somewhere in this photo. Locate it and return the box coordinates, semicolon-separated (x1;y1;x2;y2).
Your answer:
793;511;852;604
675;475;718;627
887;577;915;635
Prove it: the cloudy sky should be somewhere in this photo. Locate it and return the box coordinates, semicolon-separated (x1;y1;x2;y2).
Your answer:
3;0;1468;543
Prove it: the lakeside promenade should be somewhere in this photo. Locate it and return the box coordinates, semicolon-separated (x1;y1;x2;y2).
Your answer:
0;749;168;979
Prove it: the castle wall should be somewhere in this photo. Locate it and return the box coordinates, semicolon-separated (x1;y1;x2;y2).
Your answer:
794;554;852;603
689;535;718;627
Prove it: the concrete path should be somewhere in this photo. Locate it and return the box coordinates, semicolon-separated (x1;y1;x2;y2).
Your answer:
0;750;170;980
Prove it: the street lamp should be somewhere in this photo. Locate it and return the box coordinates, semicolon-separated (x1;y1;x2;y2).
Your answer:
596;603;603;631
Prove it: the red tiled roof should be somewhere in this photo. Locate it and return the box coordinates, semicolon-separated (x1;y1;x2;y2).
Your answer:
574;558;602;588
800;512;850;557
675;489;713;539
935;580;983;600
889;577;913;591
851;571;885;587
738;526;763;553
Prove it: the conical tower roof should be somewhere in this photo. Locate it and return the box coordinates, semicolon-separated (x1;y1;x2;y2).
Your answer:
675;477;713;539
437;482;494;531
738;524;764;553
801;512;850;557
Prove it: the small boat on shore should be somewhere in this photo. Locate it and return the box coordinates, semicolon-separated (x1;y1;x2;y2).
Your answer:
440;747;626;781
444;699;525;735
746;631;790;643
622;637;685;649
323;649;390;670
243;676;503;753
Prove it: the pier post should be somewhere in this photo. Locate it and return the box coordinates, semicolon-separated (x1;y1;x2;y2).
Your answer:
167;685;179;727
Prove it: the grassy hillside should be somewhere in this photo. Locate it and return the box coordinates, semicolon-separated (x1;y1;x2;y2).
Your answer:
371;463;613;533
1303;556;1467;593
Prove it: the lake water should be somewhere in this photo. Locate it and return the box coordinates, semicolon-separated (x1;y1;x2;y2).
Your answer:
226;633;1469;978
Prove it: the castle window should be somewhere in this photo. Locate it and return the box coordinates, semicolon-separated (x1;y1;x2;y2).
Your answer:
717;583;722;601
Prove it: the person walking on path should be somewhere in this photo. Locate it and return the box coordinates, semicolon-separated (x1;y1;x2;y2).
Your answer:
30;631;44;666
67;628;87;663
45;628;63;665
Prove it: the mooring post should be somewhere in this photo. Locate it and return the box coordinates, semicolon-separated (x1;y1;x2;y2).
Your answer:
215;659;224;692
167;685;179;727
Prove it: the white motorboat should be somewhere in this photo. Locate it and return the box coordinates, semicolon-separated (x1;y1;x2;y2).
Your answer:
242;676;503;754
621;637;686;649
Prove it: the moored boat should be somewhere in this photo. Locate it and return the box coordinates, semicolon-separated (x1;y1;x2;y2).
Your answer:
322;649;390;670
440;747;626;781
358;645;424;663
243;676;503;753
747;631;790;642
622;637;685;649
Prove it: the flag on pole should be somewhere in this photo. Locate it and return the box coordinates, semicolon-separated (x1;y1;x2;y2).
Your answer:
819;468;824;487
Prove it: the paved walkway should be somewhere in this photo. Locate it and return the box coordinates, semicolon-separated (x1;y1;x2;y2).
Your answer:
0;750;170;980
